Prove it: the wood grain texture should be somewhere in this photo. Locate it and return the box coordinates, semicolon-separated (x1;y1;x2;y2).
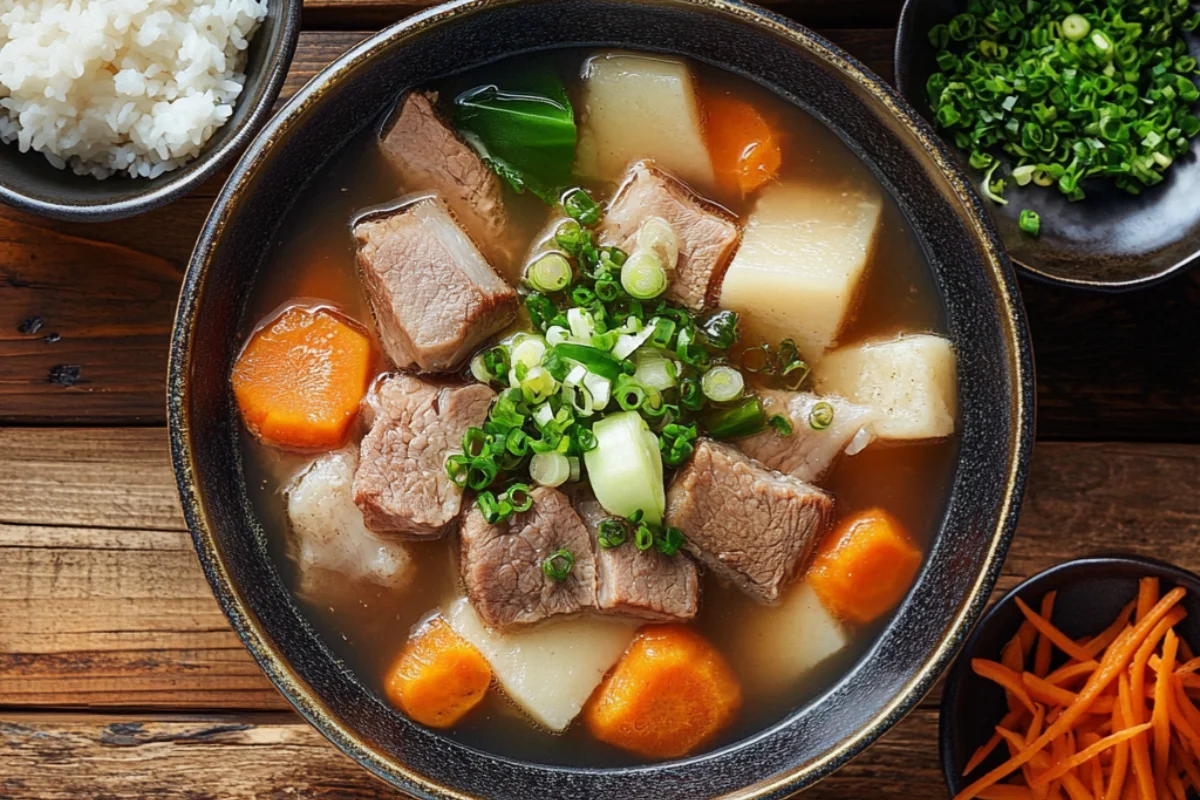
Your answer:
0;708;944;799
1;429;1197;715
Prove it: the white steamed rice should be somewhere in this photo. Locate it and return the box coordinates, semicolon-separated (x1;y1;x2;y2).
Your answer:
0;0;268;179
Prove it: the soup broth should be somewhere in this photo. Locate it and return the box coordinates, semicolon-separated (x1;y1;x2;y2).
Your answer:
237;50;958;767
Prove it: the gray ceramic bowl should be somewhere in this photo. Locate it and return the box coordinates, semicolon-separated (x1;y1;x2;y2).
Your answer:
169;0;1036;797
0;0;302;222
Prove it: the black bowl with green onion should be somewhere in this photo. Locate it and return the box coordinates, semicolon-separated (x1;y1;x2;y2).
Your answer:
895;0;1200;289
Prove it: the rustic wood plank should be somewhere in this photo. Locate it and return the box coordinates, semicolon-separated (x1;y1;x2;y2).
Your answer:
0;708;944;798
1;429;1197;714
1;27;1196;437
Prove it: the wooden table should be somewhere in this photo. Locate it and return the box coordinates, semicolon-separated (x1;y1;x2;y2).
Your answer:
1;1;1198;797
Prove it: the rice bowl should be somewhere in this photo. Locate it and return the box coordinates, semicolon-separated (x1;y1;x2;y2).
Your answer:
0;0;268;179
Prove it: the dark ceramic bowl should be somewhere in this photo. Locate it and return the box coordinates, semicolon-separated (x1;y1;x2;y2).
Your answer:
941;555;1200;794
0;0;301;222
895;0;1200;290
168;0;1035;797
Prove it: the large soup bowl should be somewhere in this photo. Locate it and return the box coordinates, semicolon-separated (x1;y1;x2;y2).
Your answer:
168;0;1035;796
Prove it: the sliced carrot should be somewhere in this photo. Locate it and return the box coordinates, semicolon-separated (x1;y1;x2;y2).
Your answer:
232;305;373;450
955;588;1186;800
1170;677;1200;758
1106;675;1131;800
1083;601;1135;659
1035;592;1058;677
585;625;742;760
1015;597;1094;664
1153;630;1179;795
1024;672;1078;708
807;508;923;625
1136;578;1159;623
702;90;783;197
1031;724;1152;787
975;659;1039;715
968;708;1029;775
385;617;491;729
1018;620;1039;658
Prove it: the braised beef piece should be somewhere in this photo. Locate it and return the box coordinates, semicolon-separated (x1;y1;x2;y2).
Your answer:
380;91;508;256
354;374;494;538
459;487;598;629
666;439;835;604
738;391;877;484
576;497;700;622
354;197;517;372
598;161;740;310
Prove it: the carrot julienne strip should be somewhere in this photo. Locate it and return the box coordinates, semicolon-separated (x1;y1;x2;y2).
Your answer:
1153;630;1178;796
1016;597;1094;664
1084;601;1136;659
1035;592;1059;677
1174;657;1200;677
975;659;1040;715
1136;578;1159;623
968;708;1028;775
954;587;1186;800
1170;677;1200;760
1105;678;1130;800
1030;723;1152;787
1045;661;1100;688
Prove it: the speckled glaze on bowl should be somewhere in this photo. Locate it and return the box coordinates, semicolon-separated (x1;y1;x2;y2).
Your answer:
168;1;1035;797
0;0;302;222
940;556;1200;795
895;0;1200;291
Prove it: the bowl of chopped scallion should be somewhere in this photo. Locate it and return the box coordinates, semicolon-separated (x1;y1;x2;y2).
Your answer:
895;0;1200;289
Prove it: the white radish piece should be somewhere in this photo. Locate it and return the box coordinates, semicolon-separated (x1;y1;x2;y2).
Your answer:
815;334;957;440
575;52;715;189
286;448;414;592
445;598;636;732
719;180;883;362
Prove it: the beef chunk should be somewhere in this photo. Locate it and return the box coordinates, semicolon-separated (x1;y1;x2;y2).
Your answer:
354;374;494;538
576;497;699;622
380;91;508;258
598;162;740;310
738;391;877;484
666;439;834;604
460;487;598;629
354;198;517;372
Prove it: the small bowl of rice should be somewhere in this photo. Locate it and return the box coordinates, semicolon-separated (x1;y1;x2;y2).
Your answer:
0;0;301;221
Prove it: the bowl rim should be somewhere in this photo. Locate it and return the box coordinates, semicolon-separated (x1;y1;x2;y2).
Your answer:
892;0;1200;292
168;0;1036;796
938;554;1200;794
0;0;303;223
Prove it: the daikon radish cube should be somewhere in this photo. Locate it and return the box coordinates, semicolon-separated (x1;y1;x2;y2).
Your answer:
576;52;714;189
445;598;636;732
719;181;883;360
815;334;957;440
730;581;848;694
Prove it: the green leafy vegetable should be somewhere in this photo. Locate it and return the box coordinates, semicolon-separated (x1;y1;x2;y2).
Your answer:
453;59;577;203
925;0;1200;208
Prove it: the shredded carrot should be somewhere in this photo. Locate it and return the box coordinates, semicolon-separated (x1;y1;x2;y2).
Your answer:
1031;724;1152;787
1153;630;1179;795
1084;601;1135;659
975;659;1040;715
955;587;1187;800
1004;635;1029;711
968;708;1029;775
1106;679;1129;800
1170;677;1200;758
1045;661;1100;688
1174;657;1200;676
1018;619;1039;660
1016;597;1094;663
1136;578;1159;623
1035;592;1059;677
978;786;1035;800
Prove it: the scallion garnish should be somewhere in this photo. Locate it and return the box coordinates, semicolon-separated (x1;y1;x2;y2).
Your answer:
768;414;794;437
597;518;627;548
700;365;745;403
1019;209;1041;237
809;401;835;431
562;187;601;226
526;252;573;293
542;548;575;582
655;526;686;557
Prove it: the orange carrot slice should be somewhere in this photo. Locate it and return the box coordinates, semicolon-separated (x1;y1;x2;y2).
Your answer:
975;659;1039;715
1031;724;1152;787
702;90;783;197
1015;597;1094;664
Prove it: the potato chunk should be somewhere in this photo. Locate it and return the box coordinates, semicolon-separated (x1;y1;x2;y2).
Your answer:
815;334;957;440
719;181;882;360
576;52;714;189
444;598;635;732
728;581;848;695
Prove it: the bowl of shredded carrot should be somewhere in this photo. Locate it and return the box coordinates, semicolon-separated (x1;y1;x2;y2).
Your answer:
941;556;1200;800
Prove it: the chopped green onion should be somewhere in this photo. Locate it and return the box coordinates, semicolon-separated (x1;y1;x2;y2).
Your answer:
555;343;624;381
700;310;740;350
620;251;668;300
505;483;533;513
477;490;502;523
1019;209;1041;237
445;454;471;486
655;526;685;557
526;252;573;292
678;376;704;411
562;188;601;226
582;371;611;410
768;414;794;436
530;451;571;487
809;401;835;431
542;548;575;582
555;219;584;253
633;348;677;391
633;520;654;551
1062;14;1090;42
635;216;678;269
614;378;646;411
463;427;489;457
597;518;627;548
703;396;767;439
701;366;745;403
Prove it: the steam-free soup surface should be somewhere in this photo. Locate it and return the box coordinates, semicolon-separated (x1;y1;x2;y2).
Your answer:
237;50;957;767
